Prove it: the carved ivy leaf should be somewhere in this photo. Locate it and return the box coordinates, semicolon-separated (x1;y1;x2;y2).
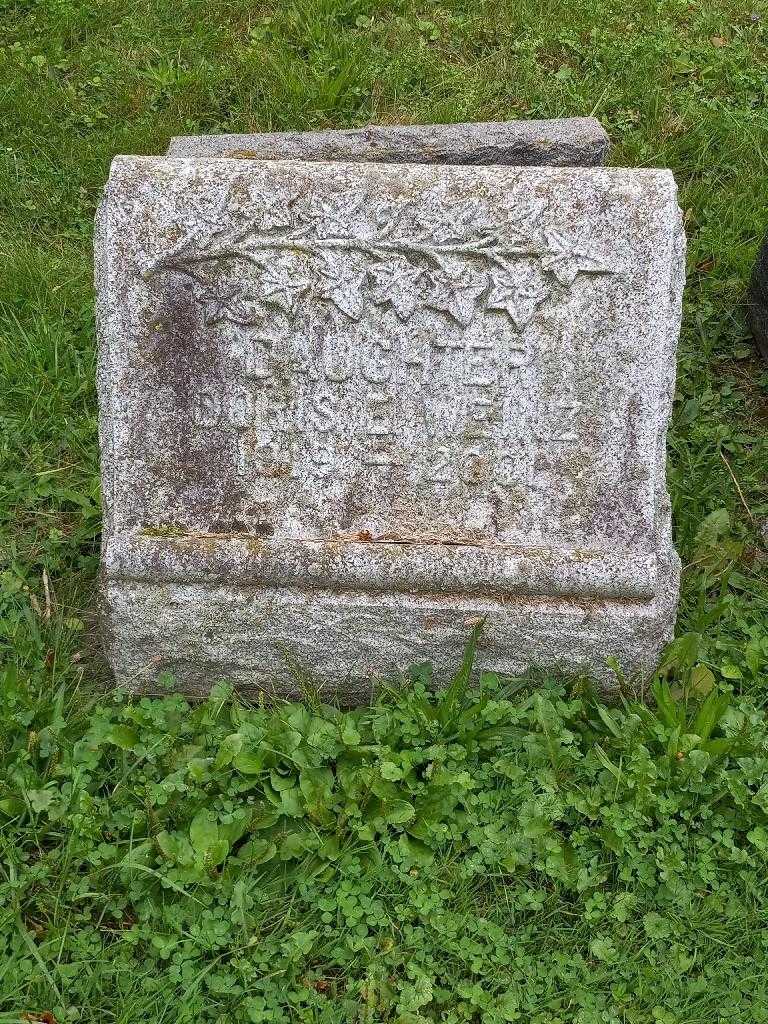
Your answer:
196;188;262;246
486;265;550;327
425;263;488;326
501;199;548;246
259;256;312;313
201;209;250;245
317;253;367;320
374;196;417;237
252;191;295;232
302;196;364;237
368;256;425;320
540;228;612;286
196;281;264;326
430;199;495;243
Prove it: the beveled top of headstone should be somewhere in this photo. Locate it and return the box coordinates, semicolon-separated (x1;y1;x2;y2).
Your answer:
167;117;610;166
97;157;681;604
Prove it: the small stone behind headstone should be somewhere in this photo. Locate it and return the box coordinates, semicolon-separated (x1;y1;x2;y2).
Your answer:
96;157;683;698
167;117;610;166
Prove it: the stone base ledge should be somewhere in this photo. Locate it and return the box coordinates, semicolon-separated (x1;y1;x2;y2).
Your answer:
101;551;679;701
107;534;661;600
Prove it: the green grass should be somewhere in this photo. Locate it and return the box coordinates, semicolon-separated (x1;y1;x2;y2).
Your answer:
3;636;768;1023
1;0;768;1020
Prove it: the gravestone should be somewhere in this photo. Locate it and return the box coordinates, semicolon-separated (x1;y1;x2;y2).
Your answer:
96;156;684;697
167;116;610;166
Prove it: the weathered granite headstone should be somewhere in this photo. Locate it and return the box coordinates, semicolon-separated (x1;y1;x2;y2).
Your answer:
96;156;684;697
167;117;610;166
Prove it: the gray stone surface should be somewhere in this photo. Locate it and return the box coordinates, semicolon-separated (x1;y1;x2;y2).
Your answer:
167;117;610;166
96;156;684;697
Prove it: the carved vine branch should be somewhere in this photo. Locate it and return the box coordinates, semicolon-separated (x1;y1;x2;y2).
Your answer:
146;192;616;328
